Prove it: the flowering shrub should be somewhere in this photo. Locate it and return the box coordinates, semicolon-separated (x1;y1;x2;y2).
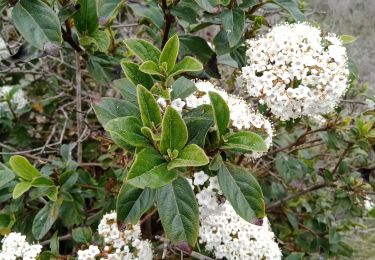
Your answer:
0;0;374;259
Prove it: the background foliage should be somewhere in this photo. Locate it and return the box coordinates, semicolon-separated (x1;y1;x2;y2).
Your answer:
0;0;374;259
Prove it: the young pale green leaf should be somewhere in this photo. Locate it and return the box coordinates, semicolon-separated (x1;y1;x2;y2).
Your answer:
137;85;162;128
9;155;41;181
222;131;268;152
167;144;209;170
160;106;188;155
12;181;31;199
270;0;306;22
73;0;99;35
340;35;356;44
160;34;179;72
170;77;198;100
117;183;156;224
139;61;163;76
92;97;140;127
221;9;245;47
12;0;62;50
217;163;265;222
127;148;177;189
168;56;203;79
32;202;60;240
208;92;229;138
105;117;151;148
46;186;58;202
31;176;55;187
121;61;154;89
72;227;93;244
157;177;199;246
124;38;161;64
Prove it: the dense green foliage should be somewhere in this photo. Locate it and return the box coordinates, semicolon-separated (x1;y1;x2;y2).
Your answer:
0;0;374;259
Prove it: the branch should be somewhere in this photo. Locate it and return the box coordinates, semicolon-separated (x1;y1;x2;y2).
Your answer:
40;234;72;246
266;183;327;210
75;52;83;163
161;0;175;48
61;21;83;52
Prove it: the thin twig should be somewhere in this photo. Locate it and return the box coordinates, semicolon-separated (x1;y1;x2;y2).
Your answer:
75;52;83;163
40;234;72;246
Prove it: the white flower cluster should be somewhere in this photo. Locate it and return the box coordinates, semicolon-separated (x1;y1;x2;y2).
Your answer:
157;96;186;114
186;81;273;157
0;86;28;111
193;172;282;260
77;211;153;260
0;232;42;260
242;22;349;120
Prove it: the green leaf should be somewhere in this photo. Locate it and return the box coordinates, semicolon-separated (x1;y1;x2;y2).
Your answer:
194;0;216;12
128;3;164;29
113;78;137;104
0;169;15;189
137;85;162;128
160;34;179;73
9;155;41;181
157;177;199;246
87;53;117;84
31;176;55;187
168;144;209;170
222;131;268;152
73;0;99;35
270;0;306;22
92;97;139;127
209;92;229;138
117;183;156;224
124;39;161;64
32;202;60;240
217;163;265;222
340;35;356;44
12;0;62;50
170;77;198;100
221;9;245;47
105;116;151;148
46;186;58;202
168;56;203;79
79;30;110;53
121;61;154;89
12;181;31;199
72;227;93;244
50;231;59;254
160;106;188;155
179;35;215;63
139;61;163;76
127;148;177;189
97;0;126;24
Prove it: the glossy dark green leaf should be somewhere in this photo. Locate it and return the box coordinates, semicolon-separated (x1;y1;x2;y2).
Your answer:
12;0;62;50
92;97;140;127
73;0;99;35
168;144;209;170
160;34;179;72
222;131;268;152
179;35;215;63
218;163;265;222
157;177;199;246
209;92;229;138
270;0;306;21
9;155;41;181
170;77;198;100
117;183;156;224
127;148;177;189
121;61;154;89
137;85;162;128
221;9;245;47
105;116;151;148
124;39;161;64
72;227;93;244
160;106;188;155
32;202;60;240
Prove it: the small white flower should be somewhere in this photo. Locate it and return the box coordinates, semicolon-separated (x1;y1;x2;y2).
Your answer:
194;171;209;185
